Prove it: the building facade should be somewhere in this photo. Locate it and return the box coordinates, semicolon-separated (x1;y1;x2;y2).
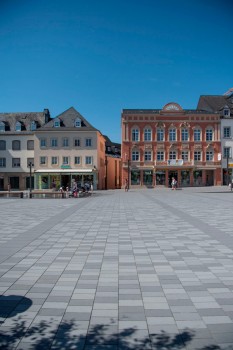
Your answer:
197;89;233;185
121;102;222;188
0;109;50;190
34;107;106;190
104;136;122;189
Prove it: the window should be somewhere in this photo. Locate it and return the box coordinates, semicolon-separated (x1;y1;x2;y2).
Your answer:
27;158;34;167
169;128;176;141
74;156;81;165
224;108;230;116
194;129;201;142
51;156;58;165
206;151;213;161
0;140;6;150
63;138;69;147
12;158;20;167
74;138;81;147
182;151;189;161
224;147;231;158
144;128;152;141
169;151;176;160
62;156;69;165
85;138;92;147
0;122;5;132
51;138;58;147
30;121;37;131
194;151;201;161
40;156;46;165
12;140;21;150
132;150;139;161
0;158;6;167
85;156;92;165
75;118;81;127
157;128;164;142
157;151;164;161
54;119;60;127
206;128;213;141
15;122;22;131
181;129;189;141
144;151;152;161
40;138;46;148
132;128;139;141
223;127;231;138
27;140;34;150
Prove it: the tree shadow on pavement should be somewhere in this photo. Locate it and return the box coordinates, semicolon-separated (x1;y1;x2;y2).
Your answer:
0;316;231;350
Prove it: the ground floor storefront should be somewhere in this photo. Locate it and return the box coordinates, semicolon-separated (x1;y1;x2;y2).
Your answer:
127;167;222;188
0;173;34;191
34;169;97;191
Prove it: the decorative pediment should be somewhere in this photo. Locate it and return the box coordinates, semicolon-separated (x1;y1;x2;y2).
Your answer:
180;122;190;128
144;144;152;149
155;122;165;128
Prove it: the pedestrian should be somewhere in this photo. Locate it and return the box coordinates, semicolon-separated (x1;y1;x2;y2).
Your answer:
171;177;177;190
125;179;128;192
90;182;93;193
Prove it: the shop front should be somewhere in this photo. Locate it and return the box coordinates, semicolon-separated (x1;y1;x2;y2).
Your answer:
34;169;97;191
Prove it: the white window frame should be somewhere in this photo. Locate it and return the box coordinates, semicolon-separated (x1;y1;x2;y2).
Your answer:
74;118;81;127
223;127;231;138
181;129;189;142
194;129;201;142
144;151;152;161
74;156;81;165
157;128;164;142
194;151;201;161
51;156;58;165
181;151;189;161
15;122;22;132
206;128;213;141
144;128;152;141
54;119;60;127
0;158;6;167
157;151;164;161
132;150;139;161
85;156;92;165
206;151;213;161
169;128;176;142
40;156;47;165
51;138;58;147
40;138;46;148
62;156;69;165
132;128;139;142
223;147;231;158
85;138;92;147
63;138;69;147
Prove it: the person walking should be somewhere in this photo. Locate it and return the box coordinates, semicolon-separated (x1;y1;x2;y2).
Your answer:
125;179;128;192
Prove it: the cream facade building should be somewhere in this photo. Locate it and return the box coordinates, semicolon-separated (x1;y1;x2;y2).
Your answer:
34;107;106;190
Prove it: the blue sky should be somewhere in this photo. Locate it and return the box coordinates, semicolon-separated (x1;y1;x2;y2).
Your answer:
0;0;232;142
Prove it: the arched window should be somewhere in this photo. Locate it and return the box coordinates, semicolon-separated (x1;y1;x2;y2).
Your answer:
157;128;164;141
181;128;189;141
206;128;213;141
169;128;176;141
144;128;152;141
194;128;201;142
132;128;139;142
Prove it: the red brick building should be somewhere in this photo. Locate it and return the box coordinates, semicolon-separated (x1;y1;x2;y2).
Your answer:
121;102;222;188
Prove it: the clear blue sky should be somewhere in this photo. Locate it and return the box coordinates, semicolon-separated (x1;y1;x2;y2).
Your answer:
0;0;232;143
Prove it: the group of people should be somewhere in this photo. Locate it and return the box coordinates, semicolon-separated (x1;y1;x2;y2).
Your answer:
57;181;93;197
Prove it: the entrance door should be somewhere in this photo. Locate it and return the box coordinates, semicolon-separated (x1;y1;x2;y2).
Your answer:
168;171;178;187
61;175;70;190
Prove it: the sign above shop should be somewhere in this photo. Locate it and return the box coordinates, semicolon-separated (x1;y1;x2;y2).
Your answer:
167;159;183;166
61;165;71;169
229;163;233;168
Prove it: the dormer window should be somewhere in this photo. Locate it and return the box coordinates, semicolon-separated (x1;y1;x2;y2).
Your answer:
15;121;22;132
0;122;5;132
75;118;81;127
54;119;60;128
224;107;230;117
31;121;37;131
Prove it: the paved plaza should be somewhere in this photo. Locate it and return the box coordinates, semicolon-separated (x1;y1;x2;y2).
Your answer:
0;187;233;349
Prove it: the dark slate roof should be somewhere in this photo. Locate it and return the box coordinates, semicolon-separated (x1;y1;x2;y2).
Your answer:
40;107;99;132
0;109;50;132
197;95;233;113
104;135;121;157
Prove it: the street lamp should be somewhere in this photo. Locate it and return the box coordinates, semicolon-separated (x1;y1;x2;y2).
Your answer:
28;161;33;198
